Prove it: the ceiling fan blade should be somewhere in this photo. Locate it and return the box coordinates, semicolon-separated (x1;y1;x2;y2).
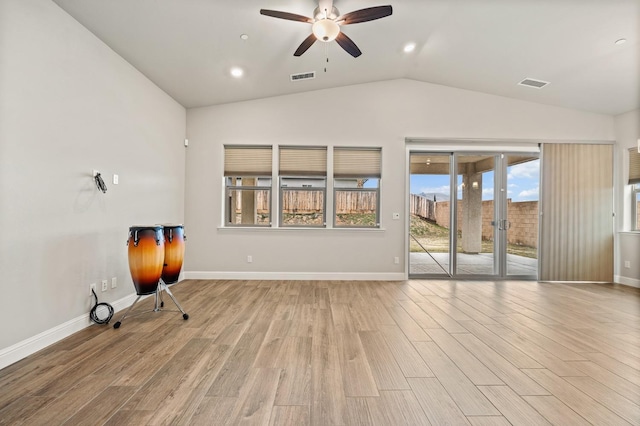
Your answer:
260;9;313;23
337;5;393;25
294;34;317;56
335;32;362;58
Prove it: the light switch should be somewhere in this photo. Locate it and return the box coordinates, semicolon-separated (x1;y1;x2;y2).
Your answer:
113;174;119;185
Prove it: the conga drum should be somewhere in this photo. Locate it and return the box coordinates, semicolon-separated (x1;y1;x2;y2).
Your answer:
160;224;185;285
127;225;164;295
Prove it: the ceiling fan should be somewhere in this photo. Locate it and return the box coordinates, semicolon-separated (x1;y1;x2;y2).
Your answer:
260;0;392;58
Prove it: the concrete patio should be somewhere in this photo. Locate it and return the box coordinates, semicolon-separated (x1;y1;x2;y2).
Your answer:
410;251;538;276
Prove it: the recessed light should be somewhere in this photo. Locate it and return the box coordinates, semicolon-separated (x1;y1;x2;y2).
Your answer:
614;38;627;45
403;42;416;53
230;67;244;78
240;34;249;41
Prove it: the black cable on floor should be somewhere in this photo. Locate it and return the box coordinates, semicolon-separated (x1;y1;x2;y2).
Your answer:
90;289;114;324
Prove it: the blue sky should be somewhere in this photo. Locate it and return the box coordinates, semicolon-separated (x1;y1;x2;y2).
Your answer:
410;159;540;202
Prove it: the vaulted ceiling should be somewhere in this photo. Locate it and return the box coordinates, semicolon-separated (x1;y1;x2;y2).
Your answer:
52;0;639;115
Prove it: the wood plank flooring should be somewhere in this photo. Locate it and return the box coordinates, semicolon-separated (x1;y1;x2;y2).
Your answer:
0;279;638;425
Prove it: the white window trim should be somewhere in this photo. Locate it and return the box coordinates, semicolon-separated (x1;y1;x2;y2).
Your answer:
633;183;640;231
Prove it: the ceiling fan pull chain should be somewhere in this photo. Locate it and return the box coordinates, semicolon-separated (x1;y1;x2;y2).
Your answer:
325;44;329;73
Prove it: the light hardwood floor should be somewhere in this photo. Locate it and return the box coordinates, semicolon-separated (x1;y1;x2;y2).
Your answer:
0;280;639;425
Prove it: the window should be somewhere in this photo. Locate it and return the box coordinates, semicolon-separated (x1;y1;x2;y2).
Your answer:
333;147;381;228
279;146;327;227
224;146;272;226
629;148;640;230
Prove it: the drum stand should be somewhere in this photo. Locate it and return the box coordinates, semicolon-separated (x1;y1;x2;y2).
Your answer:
113;280;189;329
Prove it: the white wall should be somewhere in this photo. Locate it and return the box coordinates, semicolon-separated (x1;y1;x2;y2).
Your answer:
185;79;614;279
614;109;640;287
0;0;186;359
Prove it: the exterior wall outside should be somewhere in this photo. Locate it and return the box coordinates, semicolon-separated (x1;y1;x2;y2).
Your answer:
505;201;539;247
433;200;538;248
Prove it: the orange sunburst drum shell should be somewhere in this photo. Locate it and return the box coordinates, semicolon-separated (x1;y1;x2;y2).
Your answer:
127;226;164;295
160;224;185;285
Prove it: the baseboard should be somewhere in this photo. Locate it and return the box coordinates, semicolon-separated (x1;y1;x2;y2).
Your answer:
184;271;406;281
0;292;142;371
614;275;640;289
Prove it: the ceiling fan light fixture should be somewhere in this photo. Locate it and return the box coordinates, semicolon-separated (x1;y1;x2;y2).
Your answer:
312;19;340;42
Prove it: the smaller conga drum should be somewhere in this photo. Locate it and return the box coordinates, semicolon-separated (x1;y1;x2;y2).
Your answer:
160;224;185;285
127;225;164;295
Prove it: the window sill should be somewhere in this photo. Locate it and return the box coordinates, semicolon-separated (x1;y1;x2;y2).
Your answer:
218;226;386;233
618;230;640;235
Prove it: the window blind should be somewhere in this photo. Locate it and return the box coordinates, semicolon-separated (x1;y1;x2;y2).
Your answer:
224;146;272;176
629;147;640;185
279;146;327;176
334;147;382;178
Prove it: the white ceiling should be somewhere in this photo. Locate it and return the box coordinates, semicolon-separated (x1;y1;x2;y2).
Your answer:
52;0;639;115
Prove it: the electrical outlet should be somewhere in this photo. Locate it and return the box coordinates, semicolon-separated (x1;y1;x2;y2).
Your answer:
247;255;253;263
101;279;108;292
90;283;96;296
624;260;631;268
111;277;117;288
394;256;400;264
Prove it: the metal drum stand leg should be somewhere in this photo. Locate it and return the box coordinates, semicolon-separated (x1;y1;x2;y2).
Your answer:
157;279;189;320
113;296;143;329
113;294;161;329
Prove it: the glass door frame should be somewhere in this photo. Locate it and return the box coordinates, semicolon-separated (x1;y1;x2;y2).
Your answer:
500;152;541;279
452;152;500;278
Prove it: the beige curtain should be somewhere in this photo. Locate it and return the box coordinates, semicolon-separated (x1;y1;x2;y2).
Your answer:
540;144;613;281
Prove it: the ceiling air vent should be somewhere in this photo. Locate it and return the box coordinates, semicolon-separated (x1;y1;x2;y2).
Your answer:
290;71;316;82
518;78;550;89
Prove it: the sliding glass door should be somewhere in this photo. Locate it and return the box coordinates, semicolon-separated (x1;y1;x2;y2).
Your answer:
409;151;539;279
409;154;452;276
504;155;540;277
455;154;497;275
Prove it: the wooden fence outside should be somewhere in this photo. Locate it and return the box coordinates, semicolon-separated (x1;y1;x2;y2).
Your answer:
410;194;436;221
237;190;377;214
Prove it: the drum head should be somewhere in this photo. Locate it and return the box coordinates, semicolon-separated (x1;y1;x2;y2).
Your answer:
129;225;164;232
